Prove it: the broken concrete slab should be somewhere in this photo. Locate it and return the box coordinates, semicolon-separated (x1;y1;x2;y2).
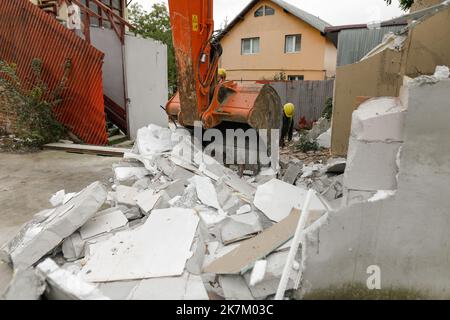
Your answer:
114;165;150;183
135;124;173;156
254;179;326;222
79;209;128;240
204;209;301;274
61;232;86;262
350;97;405;142
219;275;255;300
243;251;297;299
282;164;302;185
317;128;331;149
98;280;140;300
134;189;161;214
2;268;45;300
127;272;209;300
307;117;331;141
236;204;252;215
36;258;109;300
1;182;107;270
219;213;263;245
82;208;199;282
344;138;402;191
115;185;139;206
299;79;450;299
193;175;221;210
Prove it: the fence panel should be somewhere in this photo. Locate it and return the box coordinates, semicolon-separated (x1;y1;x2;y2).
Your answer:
270;80;334;128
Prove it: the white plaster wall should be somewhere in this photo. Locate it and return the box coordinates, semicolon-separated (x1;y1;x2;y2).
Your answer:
300;79;450;299
90;27;126;109
124;35;168;139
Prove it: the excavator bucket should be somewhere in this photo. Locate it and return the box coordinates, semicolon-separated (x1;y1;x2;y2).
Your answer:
166;82;282;131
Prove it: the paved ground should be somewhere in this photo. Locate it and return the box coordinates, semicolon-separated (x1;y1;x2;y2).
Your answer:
0;150;118;295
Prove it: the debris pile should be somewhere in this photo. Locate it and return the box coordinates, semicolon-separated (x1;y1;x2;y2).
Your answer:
1;123;340;300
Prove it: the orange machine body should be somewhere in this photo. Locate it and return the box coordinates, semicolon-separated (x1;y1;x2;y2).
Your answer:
166;0;281;130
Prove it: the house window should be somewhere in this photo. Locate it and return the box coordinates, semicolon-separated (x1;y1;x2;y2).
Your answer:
254;5;275;17
255;6;264;17
265;6;275;15
288;75;304;81
285;34;302;53
241;37;260;55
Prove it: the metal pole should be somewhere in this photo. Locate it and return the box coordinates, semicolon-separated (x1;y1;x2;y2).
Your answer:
275;189;315;300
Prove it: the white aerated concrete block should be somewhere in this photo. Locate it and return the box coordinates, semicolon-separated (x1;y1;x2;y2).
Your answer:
344;138;401;191
351;97;405;142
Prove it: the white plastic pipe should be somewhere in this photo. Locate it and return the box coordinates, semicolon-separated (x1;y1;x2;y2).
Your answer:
275;189;315;300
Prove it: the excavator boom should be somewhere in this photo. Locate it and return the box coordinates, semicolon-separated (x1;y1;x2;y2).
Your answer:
166;0;281;131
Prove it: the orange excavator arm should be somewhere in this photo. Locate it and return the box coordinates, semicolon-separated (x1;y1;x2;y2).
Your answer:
166;0;282;131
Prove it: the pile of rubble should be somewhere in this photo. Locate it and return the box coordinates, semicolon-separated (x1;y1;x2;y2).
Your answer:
0;123;344;300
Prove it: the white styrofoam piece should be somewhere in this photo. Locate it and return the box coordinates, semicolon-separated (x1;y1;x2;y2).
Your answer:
50;190;65;207
253;179;326;222
81;208;199;282
79;210;128;240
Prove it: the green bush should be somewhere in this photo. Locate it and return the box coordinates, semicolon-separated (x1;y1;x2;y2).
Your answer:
322;97;333;121
0;58;71;147
296;134;319;153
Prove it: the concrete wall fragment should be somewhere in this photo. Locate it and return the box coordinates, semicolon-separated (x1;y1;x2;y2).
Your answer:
300;79;450;299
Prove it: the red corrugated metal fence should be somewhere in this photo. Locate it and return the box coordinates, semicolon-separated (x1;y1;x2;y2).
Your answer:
0;0;108;145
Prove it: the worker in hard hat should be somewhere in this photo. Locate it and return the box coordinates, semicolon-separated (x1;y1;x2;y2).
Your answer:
218;68;227;82
280;103;295;148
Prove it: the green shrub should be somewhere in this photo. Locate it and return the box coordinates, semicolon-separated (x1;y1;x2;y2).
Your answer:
296;134;319;153
322;97;333;121
0;58;71;147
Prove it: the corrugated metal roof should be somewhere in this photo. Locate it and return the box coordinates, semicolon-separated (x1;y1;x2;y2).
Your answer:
336;26;405;67
218;0;332;40
0;0;108;145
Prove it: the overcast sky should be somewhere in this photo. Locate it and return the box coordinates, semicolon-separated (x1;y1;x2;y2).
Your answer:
134;0;406;27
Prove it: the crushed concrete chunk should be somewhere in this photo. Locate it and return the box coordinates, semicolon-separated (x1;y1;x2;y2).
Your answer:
1;182;107;270
204;209;301;274
127;272;209;300
236;204;252;215
115;185;139;206
219;275;254;300
282;164;302;185
219;213;263;245
62;232;86;262
134;189;161;214
317;128;331;148
36;258;108;300
193;176;221;210
2;268;46;300
254;179;326;222
81;208;200;282
79;209;128;240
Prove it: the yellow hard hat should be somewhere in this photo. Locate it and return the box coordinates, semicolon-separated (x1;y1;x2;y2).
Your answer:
218;68;227;78
284;103;295;118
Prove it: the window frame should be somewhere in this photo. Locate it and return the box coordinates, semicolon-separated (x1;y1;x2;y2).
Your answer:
80;0;124;29
288;75;305;81
241;37;260;55
254;5;275;17
285;34;302;53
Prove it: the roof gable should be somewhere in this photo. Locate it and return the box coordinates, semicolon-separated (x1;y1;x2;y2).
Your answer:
218;0;332;40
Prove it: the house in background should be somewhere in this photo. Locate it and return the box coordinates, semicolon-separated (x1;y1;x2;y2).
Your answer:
218;0;337;81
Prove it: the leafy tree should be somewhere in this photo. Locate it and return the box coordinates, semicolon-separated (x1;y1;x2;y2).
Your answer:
128;3;177;94
385;0;415;10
